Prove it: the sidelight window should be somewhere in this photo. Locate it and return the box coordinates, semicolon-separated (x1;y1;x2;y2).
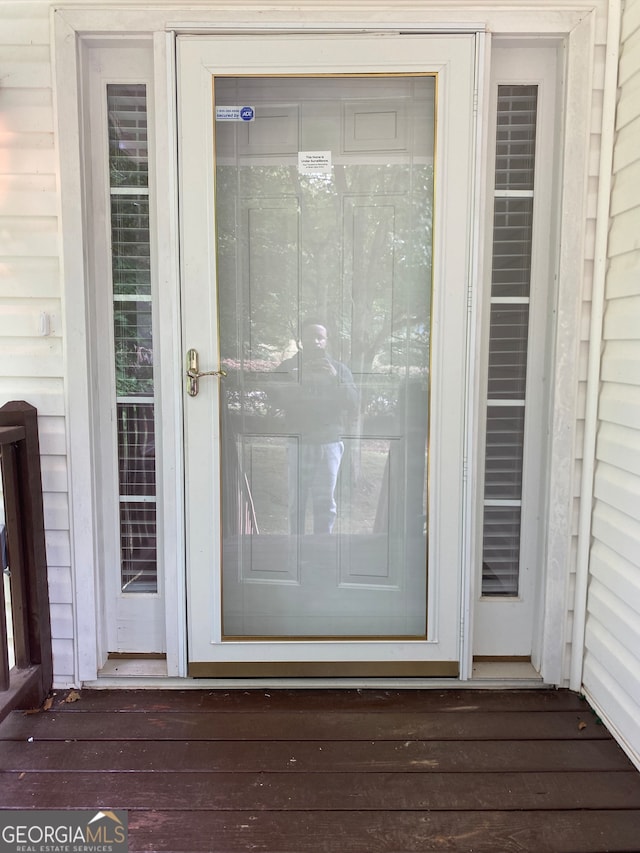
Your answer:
107;84;158;594
481;85;538;597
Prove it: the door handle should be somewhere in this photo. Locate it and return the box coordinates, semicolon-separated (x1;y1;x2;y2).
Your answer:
186;348;226;397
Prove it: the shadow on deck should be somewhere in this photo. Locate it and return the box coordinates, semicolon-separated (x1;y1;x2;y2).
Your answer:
0;688;639;852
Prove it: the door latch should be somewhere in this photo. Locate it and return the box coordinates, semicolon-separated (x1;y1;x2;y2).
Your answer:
186;348;226;397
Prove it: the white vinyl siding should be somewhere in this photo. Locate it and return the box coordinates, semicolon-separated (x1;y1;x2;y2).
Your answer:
582;0;640;768
0;2;75;684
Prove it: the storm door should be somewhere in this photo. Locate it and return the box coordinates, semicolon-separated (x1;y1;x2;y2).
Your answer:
178;35;475;676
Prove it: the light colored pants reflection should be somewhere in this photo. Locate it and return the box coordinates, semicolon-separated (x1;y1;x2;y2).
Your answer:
288;440;344;534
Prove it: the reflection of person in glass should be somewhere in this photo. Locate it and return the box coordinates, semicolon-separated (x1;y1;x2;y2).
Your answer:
275;321;358;534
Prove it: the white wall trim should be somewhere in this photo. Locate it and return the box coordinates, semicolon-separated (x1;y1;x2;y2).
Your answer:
459;30;492;681
152;31;187;677
570;0;622;692
539;11;597;685
54;3;594;37
52;8;101;684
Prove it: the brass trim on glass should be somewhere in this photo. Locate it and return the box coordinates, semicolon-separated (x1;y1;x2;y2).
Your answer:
188;660;459;678
210;71;438;645
223;634;428;643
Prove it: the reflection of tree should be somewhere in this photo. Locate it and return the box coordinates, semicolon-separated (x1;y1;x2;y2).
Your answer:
108;85;149;189
217;161;433;394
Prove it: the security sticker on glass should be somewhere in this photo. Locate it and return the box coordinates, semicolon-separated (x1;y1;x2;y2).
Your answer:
215;105;255;122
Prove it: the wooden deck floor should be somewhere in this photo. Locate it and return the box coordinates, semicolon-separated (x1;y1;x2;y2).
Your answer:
0;688;639;852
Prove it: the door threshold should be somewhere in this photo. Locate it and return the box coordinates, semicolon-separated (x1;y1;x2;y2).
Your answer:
471;660;541;681
90;657;545;689
98;657;169;679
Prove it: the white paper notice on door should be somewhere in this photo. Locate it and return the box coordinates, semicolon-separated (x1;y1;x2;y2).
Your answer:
298;151;332;175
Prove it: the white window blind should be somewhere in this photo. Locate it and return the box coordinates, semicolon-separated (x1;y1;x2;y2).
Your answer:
482;86;538;597
107;84;158;593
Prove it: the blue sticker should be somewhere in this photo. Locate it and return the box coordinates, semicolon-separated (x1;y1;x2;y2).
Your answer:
240;106;255;121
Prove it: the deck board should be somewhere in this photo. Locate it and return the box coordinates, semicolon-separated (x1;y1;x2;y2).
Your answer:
126;810;640;853
0;737;630;773
0;688;637;852
0;709;610;741
2;769;640;811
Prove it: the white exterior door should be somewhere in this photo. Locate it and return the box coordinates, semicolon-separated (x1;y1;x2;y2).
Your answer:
178;34;476;676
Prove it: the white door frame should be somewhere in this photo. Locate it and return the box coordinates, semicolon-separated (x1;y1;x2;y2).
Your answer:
53;3;600;685
179;33;476;676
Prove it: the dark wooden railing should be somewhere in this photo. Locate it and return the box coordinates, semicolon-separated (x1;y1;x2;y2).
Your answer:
0;401;52;722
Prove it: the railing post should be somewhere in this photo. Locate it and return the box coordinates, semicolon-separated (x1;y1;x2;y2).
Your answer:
0;544;8;691
0;402;52;699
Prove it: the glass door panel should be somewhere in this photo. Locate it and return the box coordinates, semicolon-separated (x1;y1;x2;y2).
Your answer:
215;76;434;638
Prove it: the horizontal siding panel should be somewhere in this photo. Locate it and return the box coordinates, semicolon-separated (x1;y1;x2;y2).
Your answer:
47;565;73;606
590;540;640;612
0;88;53;133
41;455;68;493
51;638;75;688
584;215;596;260
1;46;52;88
592;500;640;568
0;188;59;219
621;0;640;43
50;603;74;640
0;379;65;416
37;415;67;456
603;295;640;340
0;257;59;298
610;158;640;216
0;337;63;378
587;577;640;662
616;71;640;131
0;216;59;257
0;173;57;193
582;655;640;768
600;340;640;385
584;618;640;707
588;132;601;179
594;464;640;521
1;16;50;46
580;302;591;341
596;421;640;478
1;493;69;536
0;140;57;176
43;491;70;531
586;174;599;220
0;299;61;337
45;529;71;568
608;207;640;258
605;251;640;298
619;24;640;87
578;340;589;381
612;114;640;173
589;89;604;135
599;382;640;429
